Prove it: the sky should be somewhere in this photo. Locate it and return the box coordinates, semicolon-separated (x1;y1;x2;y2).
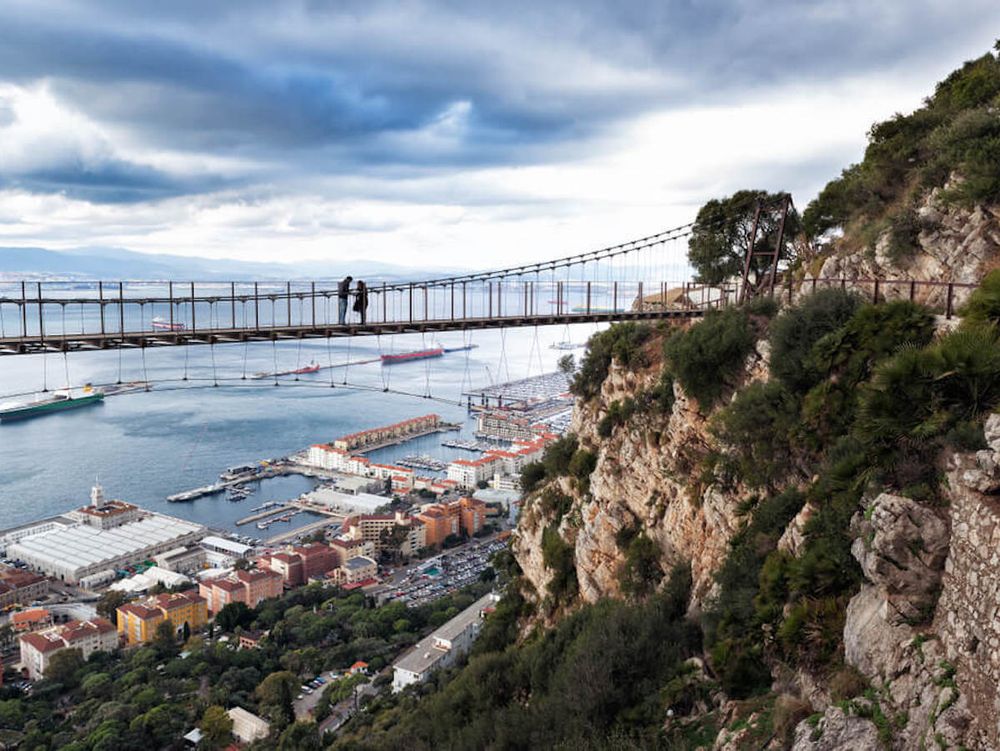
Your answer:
0;1;998;272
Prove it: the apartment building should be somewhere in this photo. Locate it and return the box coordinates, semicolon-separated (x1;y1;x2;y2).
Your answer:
19;617;118;680
116;590;208;645
198;568;283;613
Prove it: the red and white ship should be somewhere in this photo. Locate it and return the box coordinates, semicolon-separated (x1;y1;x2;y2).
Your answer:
380;348;445;365
151;316;187;332
291;361;321;375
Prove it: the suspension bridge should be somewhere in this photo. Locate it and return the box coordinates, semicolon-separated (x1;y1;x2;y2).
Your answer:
0;194;973;395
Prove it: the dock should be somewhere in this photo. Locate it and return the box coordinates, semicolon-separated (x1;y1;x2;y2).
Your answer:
265;515;343;545
167;482;228;502
462;370;571;409
235;504;288;526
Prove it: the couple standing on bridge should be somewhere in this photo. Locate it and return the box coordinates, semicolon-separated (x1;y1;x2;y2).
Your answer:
338;276;369;325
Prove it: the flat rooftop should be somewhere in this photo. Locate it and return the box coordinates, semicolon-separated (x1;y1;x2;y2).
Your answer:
394;592;496;676
9;514;205;572
305;487;389;513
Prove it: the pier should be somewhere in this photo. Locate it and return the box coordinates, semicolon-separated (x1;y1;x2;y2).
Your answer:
235;504;288;526
265;515;343;545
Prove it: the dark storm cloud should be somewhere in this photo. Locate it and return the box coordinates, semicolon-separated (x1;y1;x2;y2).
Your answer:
0;0;998;202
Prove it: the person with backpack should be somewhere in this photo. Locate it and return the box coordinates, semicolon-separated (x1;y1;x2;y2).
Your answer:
353;280;369;325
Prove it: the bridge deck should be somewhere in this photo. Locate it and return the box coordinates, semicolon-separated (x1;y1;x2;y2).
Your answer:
0;308;705;355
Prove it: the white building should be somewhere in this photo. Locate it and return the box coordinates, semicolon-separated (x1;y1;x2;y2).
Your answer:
227;706;270;743
109;566;191;594
9;512;205;584
446;455;501;489
301;487;389;515
392;592;498;692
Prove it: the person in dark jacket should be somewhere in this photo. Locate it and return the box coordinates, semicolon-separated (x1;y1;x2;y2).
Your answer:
353;280;369;325
338;275;353;325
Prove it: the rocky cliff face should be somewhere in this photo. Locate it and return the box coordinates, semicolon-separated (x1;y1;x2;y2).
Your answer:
513;335;769;614
515;337;1000;749
793;418;1000;750
816;188;1000;310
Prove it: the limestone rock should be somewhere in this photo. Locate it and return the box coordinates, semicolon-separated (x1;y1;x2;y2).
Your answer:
790;708;880;751
804;189;1000;311
850;492;949;623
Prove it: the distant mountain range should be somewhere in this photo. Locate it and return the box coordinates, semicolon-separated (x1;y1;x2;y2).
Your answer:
0;246;470;281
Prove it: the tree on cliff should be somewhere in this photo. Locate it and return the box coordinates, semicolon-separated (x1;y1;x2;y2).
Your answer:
687;190;800;286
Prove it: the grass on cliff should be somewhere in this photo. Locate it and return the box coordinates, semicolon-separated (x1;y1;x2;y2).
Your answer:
705;280;1000;699
802;43;1000;252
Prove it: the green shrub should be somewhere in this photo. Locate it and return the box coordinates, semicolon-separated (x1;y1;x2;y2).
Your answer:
568;449;597;483
520;462;546;494
712;381;801;488
571;323;652;400
744;295;780;319
770;288;860;393
539;488;574;520
650;371;676;413
543;434;579;477
541;525;577;600
665;308;755;408
703;489;805;698
884;207;922;263
961;269;1000;325
618;532;664;600
597;398;638;438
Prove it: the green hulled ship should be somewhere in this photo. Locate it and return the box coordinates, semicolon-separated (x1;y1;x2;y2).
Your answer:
0;388;105;422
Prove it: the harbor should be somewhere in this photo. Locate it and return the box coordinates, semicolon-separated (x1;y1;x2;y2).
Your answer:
462;370;572;409
235;503;289;526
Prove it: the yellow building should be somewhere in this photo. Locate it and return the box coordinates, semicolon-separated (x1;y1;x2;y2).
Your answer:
117;590;208;645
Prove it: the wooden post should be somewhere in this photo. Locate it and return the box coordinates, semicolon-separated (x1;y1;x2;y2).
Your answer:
37;282;44;345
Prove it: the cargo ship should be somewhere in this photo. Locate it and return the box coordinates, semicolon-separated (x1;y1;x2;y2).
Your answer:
442;344;479;353
380;348;444;365
251;361;322;379
151;316;186;331
0;387;105;422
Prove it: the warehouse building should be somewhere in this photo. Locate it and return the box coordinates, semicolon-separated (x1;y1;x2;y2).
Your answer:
8;508;205;584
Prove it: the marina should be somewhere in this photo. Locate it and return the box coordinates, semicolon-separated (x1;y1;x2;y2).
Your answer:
397;454;448;471
462;370;572;409
235;503;289;526
264;515;341;545
441;438;508;453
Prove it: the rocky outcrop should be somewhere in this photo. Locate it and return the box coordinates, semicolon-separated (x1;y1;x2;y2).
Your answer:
816;189;1000;309
791;707;881;751
514;335;769;612
802;416;1000;750
850;493;949;625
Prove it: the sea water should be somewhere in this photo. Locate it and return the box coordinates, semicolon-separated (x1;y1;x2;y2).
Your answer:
0;323;600;534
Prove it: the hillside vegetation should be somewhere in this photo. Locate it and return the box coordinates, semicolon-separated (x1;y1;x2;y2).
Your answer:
803;42;1000;258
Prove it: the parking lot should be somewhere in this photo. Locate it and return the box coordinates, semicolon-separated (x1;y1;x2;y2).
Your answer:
380;537;507;608
293;671;338;719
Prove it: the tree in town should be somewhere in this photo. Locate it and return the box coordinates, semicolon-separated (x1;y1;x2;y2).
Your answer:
215;601;255;632
199;705;233;751
44;648;84;686
687;189;800;286
278;721;323;751
233;558;252;571
96;590;129;626
255;671;297;729
152;621;177;654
